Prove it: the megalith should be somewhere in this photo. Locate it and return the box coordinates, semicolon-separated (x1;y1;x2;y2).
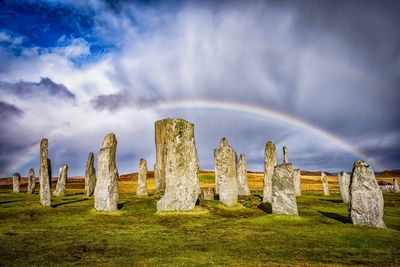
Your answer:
263;141;277;203
237;154;250;196
137;158;148;196
201;187;215;200
53;164;68;197
393;179;399;193
321;171;330;196
85;152;96;197
271;163;298;215
27;168;36;194
39;138;51;207
157;118;200;211
12;173;20;193
293;169;301;196
214;137;238;207
154;119;168;193
349;160;385;228
283;146;288;163
94;133;119;211
338;171;350;203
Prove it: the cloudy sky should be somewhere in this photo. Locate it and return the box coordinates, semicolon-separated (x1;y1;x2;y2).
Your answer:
0;0;399;177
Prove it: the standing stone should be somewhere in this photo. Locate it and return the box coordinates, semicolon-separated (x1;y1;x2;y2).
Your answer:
271;163;298;215
94;133;119;211
214;137;238;207
157;119;200;211
154;120;168;193
293;169;301;196
39;138;51;206
137;158;148;196
263;141;277;203
393;178;399;193
338;171;350;203
201;188;215;200
85;152;96;197
283;146;288;164
321;171;330;196
27;168;36;194
349;160;385;228
12;173;20;193
237;154;250;196
53;164;68;197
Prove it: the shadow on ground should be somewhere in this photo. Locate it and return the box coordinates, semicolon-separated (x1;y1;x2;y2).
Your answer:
318;211;351;223
257;202;272;214
51;198;89;208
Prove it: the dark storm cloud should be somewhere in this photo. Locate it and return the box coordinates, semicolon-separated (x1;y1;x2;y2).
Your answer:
90;91;160;111
0;100;23;118
0;77;75;99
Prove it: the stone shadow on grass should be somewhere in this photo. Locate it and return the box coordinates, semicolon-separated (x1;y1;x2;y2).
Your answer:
257;202;272;214
0;200;22;205
51;198;89;208
318;211;351;223
117;201;129;210
320;199;343;204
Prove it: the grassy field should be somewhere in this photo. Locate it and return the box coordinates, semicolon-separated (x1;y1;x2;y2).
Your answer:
0;173;399;266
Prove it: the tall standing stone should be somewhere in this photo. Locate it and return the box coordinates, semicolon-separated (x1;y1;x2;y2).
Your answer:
12;173;20;193
39;138;51;206
137;158;148;196
263;141;277;203
349;160;385;228
94;133;119;211
27;168;36;194
53;164;68;197
293;169;301;196
154;120;168;193
85;152;96;197
338;171;350;203
283;146;288;164
157;119;200;211
237;154;250;196
214;137;238;207
271;163;298;215
321;171;330;196
393;178;399;193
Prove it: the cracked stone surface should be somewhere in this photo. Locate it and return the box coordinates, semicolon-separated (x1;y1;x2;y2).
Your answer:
237;154;250;196
39;138;51;207
263;141;277;203
53;164;68;197
271;163;298;215
85;152;96;197
338;171;350;203
137;158;148;196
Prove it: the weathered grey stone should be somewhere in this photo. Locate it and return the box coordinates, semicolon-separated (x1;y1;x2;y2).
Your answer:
349;160;385;228
39;138;51;206
27;168;36;194
201;187;215;200
321;171;330;196
137;158;148;196
338;171;350;203
157;119;200;211
393;179;399;193
263;141;277;203
271;163;298;215
283;146;288;164
53;164;68;197
84;152;96;197
237;154;250;196
154;120;167;193
94;133;119;211
214;137;238;207
12;173;20;193
293;169;301;196
380;185;393;193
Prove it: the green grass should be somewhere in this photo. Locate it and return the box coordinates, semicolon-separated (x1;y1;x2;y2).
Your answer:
0;188;399;266
199;173;215;184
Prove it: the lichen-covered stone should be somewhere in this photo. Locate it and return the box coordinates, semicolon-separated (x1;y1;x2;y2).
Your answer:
85;152;96;197
157;119;200;211
154;120;168;193
293;169;301;196
283;146;288;164
27;168;36;194
94;133;119;211
201;187;215;200
349;160;385;228
137;158;148;196
338;171;350;203
39;138;51;206
263;141;277;203
53;164;68;197
237;154;250;196
393;179;399;193
12;173;20;193
271;163;298;215
214;137;238;207
321;171;329;196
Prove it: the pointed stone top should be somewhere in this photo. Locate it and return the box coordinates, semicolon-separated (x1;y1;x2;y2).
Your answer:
41;138;48;144
266;140;274;145
140;158;146;163
239;154;246;160
101;133;117;148
88;152;94;157
321;171;326;175
354;160;369;168
13;172;20;176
